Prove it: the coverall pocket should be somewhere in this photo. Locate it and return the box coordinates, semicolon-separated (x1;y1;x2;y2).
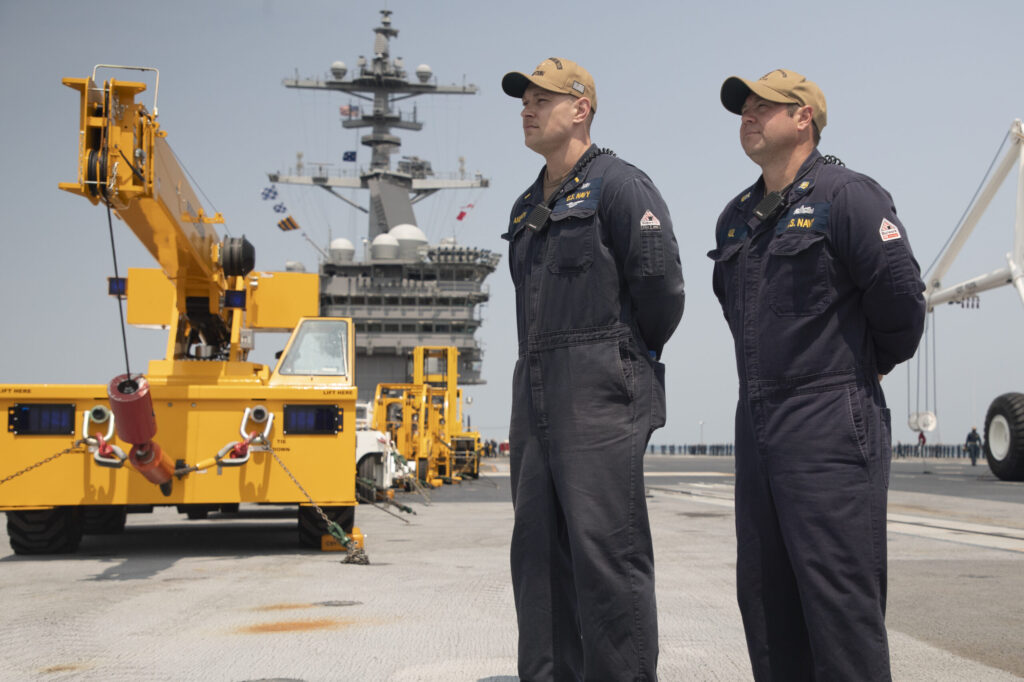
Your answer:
616;340;636;402
844;385;870;466
707;241;743;312
767;234;832;317
547;212;595;274
641;228;665;276
883;238;922;296
504;225;529;287
762;385;869;473
880;407;893;489
650;359;666;433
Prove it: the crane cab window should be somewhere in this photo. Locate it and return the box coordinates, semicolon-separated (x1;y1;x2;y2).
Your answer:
278;320;350;376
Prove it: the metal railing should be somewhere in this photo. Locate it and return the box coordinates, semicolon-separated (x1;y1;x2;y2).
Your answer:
648;443;978;459
648;444;735;456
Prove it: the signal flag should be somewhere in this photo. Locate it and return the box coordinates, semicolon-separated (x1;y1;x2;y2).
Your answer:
277;216;299;232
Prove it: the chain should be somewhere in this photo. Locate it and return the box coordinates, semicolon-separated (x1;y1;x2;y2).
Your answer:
408;475;433;504
0;441;84;486
356;477;414;521
265;441;369;565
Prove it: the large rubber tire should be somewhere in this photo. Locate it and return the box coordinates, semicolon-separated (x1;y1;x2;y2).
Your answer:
82;505;127;535
6;507;84;554
298;505;355;549
984;392;1024;481
177;504;217;520
356;453;382;502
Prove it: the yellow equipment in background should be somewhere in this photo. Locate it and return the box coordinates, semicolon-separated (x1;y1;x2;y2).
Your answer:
0;67;362;556
373;346;482;487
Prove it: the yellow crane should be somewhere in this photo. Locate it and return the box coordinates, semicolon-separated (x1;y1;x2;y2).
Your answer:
0;66;364;558
372;346;482;487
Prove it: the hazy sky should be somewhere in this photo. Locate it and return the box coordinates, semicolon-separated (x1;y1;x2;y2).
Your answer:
2;0;1022;446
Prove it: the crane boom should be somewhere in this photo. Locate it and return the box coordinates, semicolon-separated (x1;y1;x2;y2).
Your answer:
55;69;296;362
925;119;1024;309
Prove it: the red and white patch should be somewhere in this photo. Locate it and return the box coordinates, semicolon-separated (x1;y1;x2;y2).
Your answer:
640;210;661;230
879;218;901;242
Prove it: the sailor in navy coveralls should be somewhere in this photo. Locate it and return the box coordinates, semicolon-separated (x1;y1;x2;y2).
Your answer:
501;57;684;681
710;69;926;681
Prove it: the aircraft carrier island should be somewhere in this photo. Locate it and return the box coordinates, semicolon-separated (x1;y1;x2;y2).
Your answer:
268;9;500;399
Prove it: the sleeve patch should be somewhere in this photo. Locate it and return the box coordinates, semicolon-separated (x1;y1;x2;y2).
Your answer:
640;210;662;231
879;218;902;242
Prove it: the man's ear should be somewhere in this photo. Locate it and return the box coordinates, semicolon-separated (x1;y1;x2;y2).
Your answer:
797;105;814;132
574;97;592;123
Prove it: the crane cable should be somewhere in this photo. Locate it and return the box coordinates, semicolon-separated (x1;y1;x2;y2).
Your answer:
168;145;230;237
931;314;939;430
923;128;1011;280
103;199;133;381
909;309;941;434
96;87;132;381
909;129;1008;432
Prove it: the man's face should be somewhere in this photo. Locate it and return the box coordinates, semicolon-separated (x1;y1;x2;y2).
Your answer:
739;93;801;163
520;83;580;155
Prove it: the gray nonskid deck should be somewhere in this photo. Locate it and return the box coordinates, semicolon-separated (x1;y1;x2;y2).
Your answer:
1;456;1021;681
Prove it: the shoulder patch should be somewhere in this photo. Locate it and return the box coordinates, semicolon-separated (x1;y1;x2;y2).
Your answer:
879;218;901;242
640;210;661;231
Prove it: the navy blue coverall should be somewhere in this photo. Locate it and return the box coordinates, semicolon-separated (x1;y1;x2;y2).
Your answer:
708;150;925;681
503;145;685;681
965;428;982;465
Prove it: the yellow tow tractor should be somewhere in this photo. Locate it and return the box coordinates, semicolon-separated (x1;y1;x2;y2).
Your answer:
0;66;364;558
372;346;483;487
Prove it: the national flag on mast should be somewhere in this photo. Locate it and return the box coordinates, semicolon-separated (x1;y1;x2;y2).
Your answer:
342;151;357;162
339;105;360;117
456;203;475;221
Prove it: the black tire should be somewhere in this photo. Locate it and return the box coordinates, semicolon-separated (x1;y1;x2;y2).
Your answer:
6;507;83;554
219;503;240;514
357;454;382;501
82;505;127;535
984;392;1024;481
298;505;355;548
177;504;216;520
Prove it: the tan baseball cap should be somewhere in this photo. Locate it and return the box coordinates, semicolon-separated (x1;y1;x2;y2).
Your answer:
721;69;827;132
502;57;597;112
